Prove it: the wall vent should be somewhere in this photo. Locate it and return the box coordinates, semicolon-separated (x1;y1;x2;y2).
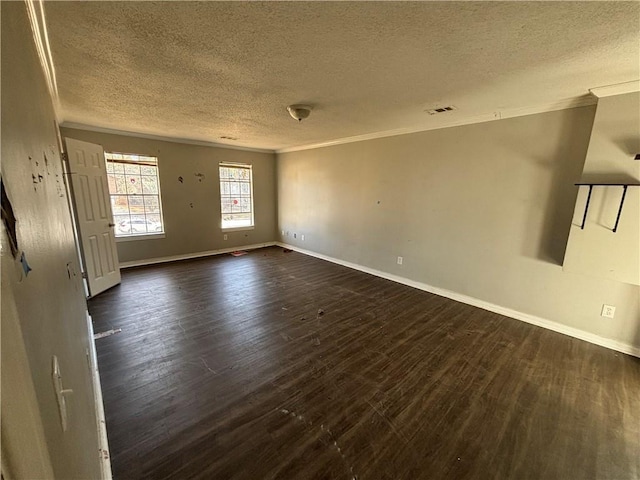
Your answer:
220;136;238;141
425;105;457;115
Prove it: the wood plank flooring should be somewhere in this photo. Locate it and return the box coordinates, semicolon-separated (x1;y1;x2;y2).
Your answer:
89;246;640;480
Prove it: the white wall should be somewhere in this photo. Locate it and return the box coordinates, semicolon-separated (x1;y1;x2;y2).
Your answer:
1;2;101;477
564;92;639;285
278;106;640;353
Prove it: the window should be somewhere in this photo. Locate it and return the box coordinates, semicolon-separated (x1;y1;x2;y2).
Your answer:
219;163;254;229
105;152;165;238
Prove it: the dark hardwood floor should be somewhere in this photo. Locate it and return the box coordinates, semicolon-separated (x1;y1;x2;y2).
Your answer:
89;246;640;480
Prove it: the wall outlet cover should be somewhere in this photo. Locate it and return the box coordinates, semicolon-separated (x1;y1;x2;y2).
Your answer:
601;304;616;318
397;256;403;265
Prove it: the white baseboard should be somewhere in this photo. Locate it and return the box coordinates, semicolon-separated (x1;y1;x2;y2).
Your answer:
118;242;277;268
86;314;112;480
276;242;640;358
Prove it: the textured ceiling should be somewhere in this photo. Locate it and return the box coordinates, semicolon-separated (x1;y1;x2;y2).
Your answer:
45;1;640;151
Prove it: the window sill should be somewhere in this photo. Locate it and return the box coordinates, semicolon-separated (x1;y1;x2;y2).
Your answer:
115;233;166;243
221;226;255;233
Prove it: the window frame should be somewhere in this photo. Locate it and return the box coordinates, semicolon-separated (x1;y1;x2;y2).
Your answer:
219;162;255;232
104;151;166;241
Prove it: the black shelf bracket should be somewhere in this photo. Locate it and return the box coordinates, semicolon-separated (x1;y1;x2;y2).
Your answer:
575;183;640;233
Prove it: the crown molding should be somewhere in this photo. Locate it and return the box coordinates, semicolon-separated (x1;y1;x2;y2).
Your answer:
589;80;640;98
276;95;597;154
59;122;275;154
62;94;600;156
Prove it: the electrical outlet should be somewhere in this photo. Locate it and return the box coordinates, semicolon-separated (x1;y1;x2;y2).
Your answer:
293;233;297;239
223;234;228;241
601;304;615;318
301;234;305;241
281;230;285;236
397;256;403;265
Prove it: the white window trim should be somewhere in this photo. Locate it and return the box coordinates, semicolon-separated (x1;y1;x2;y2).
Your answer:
219;162;255;230
115;233;166;243
221;225;255;232
105;151;166;239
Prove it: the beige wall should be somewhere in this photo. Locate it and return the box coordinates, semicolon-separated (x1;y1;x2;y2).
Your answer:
564;92;639;285
60;128;278;264
1;2;101;478
278;106;640;350
1;265;54;480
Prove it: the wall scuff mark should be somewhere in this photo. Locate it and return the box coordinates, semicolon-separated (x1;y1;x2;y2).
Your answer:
20;251;33;276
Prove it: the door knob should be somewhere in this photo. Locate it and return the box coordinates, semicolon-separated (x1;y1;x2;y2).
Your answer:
108;223;115;227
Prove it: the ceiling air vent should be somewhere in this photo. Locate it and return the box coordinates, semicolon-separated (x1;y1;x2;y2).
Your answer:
425;105;457;115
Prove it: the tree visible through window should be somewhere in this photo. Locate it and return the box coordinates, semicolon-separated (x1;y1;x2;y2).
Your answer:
105;152;165;237
219;163;254;229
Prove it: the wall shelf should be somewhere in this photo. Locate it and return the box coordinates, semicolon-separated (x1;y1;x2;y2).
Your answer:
575;183;640;232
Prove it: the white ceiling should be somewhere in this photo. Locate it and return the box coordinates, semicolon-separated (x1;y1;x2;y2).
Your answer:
44;1;640;152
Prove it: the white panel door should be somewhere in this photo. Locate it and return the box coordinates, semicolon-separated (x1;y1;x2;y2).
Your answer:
65;138;121;296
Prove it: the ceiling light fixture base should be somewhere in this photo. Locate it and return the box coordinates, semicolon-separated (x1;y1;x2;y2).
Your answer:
287;104;313;122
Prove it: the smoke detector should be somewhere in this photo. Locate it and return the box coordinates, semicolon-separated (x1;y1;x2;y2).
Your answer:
287;104;312;122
